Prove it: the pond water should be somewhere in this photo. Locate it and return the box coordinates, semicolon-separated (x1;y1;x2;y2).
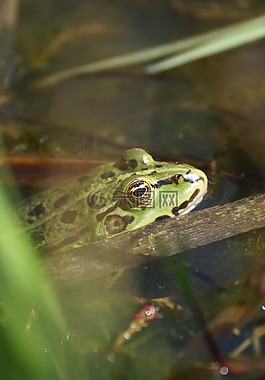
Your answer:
1;1;265;379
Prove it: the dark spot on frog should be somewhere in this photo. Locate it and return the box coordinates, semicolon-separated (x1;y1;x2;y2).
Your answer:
53;194;69;209
189;189;200;202
60;210;78;224
100;171;115;179
186;169;191;175
156;174;185;188
150;170;157;175
155;176;174;188
124;215;134;224
114;158;138;171
104;214;134;234
30;228;45;246
96;202;119;222
175;200;189;214
114;161;128;171
155;215;170;222
77;174;90;183
27;204;46;222
172;206;179;216
155;164;164;168
129;159;138;168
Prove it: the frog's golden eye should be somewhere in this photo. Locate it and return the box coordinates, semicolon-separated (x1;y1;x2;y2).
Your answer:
124;179;154;208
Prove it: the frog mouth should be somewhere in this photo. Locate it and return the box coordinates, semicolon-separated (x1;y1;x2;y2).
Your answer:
172;179;208;217
179;193;206;215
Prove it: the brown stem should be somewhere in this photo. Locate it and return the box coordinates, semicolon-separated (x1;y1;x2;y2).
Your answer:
43;193;265;287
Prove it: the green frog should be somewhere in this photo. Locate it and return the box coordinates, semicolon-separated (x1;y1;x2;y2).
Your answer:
18;148;208;253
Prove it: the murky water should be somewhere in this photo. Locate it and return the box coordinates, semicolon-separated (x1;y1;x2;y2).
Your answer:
1;1;265;379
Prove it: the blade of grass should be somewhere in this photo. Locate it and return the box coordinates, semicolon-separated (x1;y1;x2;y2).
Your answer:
146;14;265;73
0;163;71;379
23;14;265;90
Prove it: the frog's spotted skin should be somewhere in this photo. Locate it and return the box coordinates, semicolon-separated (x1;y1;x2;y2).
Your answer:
18;148;208;253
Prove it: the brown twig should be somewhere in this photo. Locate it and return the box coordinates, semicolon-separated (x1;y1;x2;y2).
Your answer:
43;193;265;287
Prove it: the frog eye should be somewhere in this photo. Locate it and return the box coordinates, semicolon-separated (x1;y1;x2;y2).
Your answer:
124;179;154;208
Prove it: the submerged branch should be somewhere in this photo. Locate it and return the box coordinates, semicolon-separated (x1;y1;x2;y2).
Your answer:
43;193;265;287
